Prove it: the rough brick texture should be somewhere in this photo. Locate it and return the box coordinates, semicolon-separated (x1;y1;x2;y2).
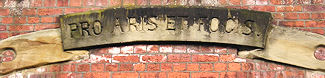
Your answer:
0;0;324;78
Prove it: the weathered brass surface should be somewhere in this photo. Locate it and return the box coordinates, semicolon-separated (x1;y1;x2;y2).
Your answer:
60;6;272;50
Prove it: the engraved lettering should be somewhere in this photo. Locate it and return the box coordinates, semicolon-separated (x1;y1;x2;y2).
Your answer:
144;17;158;31
129;18;142;31
240;20;253;35
93;21;102;35
166;17;176;30
189;18;205;31
81;22;90;36
181;17;188;30
226;19;239;33
210;18;219;32
69;23;81;38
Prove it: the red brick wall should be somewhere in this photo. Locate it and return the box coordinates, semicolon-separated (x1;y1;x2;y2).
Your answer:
0;0;325;78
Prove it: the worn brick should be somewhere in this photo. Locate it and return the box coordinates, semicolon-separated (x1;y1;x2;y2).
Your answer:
134;63;146;71
200;63;213;71
96;0;108;6
124;0;136;5
306;21;325;27
147;45;159;53
220;54;236;62
311;0;324;4
0;8;9;16
41;17;56;23
255;0;268;5
70;0;82;7
28;17;39;24
160;45;173;53
187;45;200;53
140;72;167;78
56;73;82;78
108;47;120;54
147;63;160;71
242;63;254;71
218;0;228;5
9;32;29;37
91;48;109;54
31;0;42;7
173;63;186;71
64;8;90;14
215;46;227;53
311;13;325;19
112;72;139;78
192;54;219;62
113;55;139;63
276;6;302;12
228;63;241;71
250;6;275;12
0;26;6;31
119;64;133;71
49;65;61;72
237;72;248;78
200;46;214;53
268;63;285;71
0;33;8;39
187;63;199;71
279;21;304;27
163;0;176;5
248;71;261;78
35;24;59;31
141;54;166;62
304;5;325;12
9;25;34;31
110;0;121;6
62;64;75;72
43;0;56;7
220;72;237;78
173;45;186;53
150;0;162;5
270;0;283;4
261;71;276;78
121;46;134;54
84;72;110;78
105;63;118;71
243;0;255;5
14;17;26;24
2;17;13;24
161;63;173;71
214;63;227;71
192;72;219;78
134;45;146;53
167;54;191;62
284;13;298;20
137;0;149;5
229;0;241;5
77;64;90;72
57;0;69;7
298;13;310;19
91;63;104;71
2;56;14;62
168;72;190;78
38;9;63;15
83;0;96;6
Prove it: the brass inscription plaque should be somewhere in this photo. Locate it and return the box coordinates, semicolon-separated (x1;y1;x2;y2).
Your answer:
60;6;272;50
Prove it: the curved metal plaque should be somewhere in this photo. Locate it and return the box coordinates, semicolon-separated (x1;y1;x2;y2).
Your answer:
60;6;272;49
